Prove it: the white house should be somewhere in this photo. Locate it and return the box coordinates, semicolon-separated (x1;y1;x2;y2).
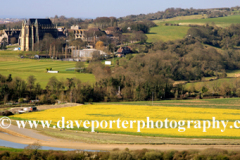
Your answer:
72;49;107;60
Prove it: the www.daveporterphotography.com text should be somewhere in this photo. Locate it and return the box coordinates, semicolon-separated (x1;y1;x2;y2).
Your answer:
3;117;240;133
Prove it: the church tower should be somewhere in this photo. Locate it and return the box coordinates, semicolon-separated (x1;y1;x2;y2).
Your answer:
20;20;26;51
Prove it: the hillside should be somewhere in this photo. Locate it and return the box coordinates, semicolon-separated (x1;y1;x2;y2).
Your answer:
120;6;240;21
164;14;240;28
146;15;240;43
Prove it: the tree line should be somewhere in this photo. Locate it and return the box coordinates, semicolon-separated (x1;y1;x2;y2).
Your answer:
0;73;105;104
187;24;240;49
118;6;240;21
0;147;238;160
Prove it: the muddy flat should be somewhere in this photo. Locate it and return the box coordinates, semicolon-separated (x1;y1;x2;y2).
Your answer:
2;125;240;151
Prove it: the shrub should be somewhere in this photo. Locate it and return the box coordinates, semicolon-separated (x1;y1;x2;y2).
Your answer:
1;111;14;116
75;62;85;73
98;152;110;160
236;88;240;97
173;150;190;160
38;94;55;104
24;142;42;151
194;154;206;160
200;148;228;158
126;54;134;60
112;148;120;151
229;153;240;160
145;151;163;160
163;150;177;160
118;151;133;160
216;154;229;160
132;149;148;159
0;151;10;159
109;152;119;160
18;98;24;103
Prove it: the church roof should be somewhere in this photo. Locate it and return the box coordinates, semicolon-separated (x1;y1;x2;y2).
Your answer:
4;30;21;35
26;19;53;25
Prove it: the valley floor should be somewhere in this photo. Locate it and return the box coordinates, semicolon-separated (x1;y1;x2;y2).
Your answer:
2;123;240;151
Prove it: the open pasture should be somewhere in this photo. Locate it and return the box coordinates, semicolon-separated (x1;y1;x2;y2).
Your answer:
160;15;240;28
146;25;190;42
0;51;95;87
153;14;207;25
147;15;240;42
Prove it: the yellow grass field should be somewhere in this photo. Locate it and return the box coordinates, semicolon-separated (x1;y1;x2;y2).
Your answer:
11;104;240;139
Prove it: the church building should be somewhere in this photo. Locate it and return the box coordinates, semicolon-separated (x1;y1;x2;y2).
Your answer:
20;18;58;51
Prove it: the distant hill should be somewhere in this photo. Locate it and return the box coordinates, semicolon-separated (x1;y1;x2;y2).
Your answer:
161;14;240;28
119;6;240;22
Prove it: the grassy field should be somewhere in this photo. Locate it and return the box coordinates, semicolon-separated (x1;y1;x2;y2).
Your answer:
11;98;240;139
159;15;240;28
0;147;23;152
146;26;190;42
153;15;207;24
146;15;204;43
182;68;240;92
99;98;240;109
147;15;240;43
184;77;237;90
226;70;240;78
0;50;95;87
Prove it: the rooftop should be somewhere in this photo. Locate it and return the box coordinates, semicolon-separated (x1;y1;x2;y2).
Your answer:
25;18;53;25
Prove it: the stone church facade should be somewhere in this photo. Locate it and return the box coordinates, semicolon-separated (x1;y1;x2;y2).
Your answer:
20;18;58;51
0;29;21;44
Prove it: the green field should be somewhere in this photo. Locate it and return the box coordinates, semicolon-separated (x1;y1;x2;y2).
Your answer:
184;77;234;88
0;51;95;87
226;69;240;78
182;68;240;92
158;15;240;28
98;98;240;109
0;147;23;152
146;25;190;42
147;15;240;42
153;15;207;23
